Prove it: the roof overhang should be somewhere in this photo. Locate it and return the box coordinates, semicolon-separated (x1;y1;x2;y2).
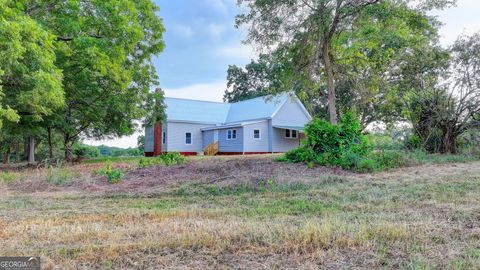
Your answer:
272;125;305;131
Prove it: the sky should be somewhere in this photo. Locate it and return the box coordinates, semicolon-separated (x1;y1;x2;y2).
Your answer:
84;0;480;148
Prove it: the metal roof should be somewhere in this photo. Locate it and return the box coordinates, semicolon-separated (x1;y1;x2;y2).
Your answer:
165;98;230;123
165;93;289;124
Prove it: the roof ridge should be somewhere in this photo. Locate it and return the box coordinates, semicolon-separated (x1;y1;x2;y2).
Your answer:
165;97;228;104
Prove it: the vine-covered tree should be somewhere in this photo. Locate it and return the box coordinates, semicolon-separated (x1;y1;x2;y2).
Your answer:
406;32;480;153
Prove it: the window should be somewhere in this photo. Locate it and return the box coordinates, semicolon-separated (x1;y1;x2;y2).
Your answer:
162;131;166;144
285;129;298;139
227;129;237;140
185;132;192;145
253;129;261;139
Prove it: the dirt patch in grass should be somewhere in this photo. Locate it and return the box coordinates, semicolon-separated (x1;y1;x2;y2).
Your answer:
1;155;347;195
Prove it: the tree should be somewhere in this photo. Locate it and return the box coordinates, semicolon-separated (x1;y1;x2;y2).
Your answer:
144;88;167;127
224;53;281;102
137;135;145;152
406;33;480;153
236;0;455;124
0;0;64;163
22;0;165;159
237;0;385;124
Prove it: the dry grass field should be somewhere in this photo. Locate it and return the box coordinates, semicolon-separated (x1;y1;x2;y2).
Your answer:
1;155;480;269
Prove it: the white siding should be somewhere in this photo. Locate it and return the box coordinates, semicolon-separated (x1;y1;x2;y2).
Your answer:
243;121;269;152
166;122;215;152
272;98;310;127
272;128;301;152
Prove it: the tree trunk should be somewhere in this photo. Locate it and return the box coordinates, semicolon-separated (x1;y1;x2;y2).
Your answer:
15;143;20;162
2;147;10;164
322;42;338;124
28;136;35;164
24;138;29;160
47;127;53;160
441;129;457;154
64;134;72;161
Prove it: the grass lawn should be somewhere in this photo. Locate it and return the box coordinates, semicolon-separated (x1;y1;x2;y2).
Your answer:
0;156;479;269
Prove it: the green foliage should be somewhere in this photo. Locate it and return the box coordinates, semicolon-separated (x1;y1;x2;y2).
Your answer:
138;152;186;168
0;0;166;161
137;135;145;152
0;0;64;130
294;112;372;169
104;161;123;184
73;143;100;158
404;134;422;150
0;172;17;183
281;113;426;172
282;147;316;163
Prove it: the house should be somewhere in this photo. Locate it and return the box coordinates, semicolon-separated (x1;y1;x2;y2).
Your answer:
144;92;312;156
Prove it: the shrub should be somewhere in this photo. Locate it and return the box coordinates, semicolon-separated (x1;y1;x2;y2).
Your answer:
283;112;371;169
355;157;378;173
404;134;422;150
138;152;186;168
104;161;123;183
283;147;316;163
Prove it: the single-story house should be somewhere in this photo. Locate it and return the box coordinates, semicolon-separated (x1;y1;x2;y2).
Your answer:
144;92;312;156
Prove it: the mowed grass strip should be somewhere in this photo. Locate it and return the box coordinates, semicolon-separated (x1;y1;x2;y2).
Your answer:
0;162;480;269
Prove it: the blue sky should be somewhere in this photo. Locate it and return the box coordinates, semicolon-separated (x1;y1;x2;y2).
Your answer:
86;0;480;147
154;0;251;89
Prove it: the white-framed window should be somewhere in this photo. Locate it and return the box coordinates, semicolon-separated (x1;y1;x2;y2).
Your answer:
185;132;192;145
285;129;298;139
226;129;237;140
253;129;261;139
162;131;166;144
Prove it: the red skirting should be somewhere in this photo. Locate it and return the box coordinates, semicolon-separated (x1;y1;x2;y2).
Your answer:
145;151;196;156
179;152;197;156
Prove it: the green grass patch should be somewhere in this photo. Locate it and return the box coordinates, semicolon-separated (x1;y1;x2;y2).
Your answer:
0;172;19;183
45;166;75;186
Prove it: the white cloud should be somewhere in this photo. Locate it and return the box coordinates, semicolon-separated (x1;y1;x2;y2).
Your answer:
173;24;193;39
216;43;256;62
207;23;226;40
430;0;480;46
203;0;228;15
163;80;226;102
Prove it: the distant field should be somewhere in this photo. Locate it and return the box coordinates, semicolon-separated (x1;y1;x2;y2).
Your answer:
1;155;480;269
